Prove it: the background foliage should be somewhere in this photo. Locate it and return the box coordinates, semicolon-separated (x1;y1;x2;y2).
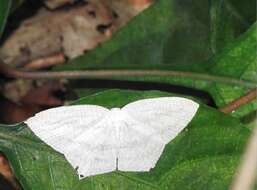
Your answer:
0;0;256;189
56;0;256;118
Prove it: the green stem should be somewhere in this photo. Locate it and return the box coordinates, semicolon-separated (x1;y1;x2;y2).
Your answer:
3;69;256;88
0;58;255;87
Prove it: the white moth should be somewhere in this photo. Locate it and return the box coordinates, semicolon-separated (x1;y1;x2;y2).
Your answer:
25;97;199;179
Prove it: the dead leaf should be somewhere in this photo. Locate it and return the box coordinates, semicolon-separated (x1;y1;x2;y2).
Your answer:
44;0;75;9
3;80;34;103
0;153;22;190
24;53;65;70
0;1;115;66
109;0;153;28
0;95;40;124
0;80;65;123
21;80;65;106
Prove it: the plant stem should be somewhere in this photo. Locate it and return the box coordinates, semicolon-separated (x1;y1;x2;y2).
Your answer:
0;59;255;88
219;88;257;113
230;124;257;190
24;53;65;70
223;88;257;190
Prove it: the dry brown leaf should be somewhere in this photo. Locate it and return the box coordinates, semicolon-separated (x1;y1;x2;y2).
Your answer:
0;80;65;123
3;79;34;103
109;0;153;28
20;80;65;106
0;153;22;190
0;0;154;68
44;0;75;9
0;1;116;67
24;53;65;70
0;95;40;124
127;0;153;11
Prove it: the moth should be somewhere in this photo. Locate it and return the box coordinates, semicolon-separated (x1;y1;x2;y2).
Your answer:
25;97;199;179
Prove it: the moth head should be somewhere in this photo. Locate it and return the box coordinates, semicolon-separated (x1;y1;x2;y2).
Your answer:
109;108;128;122
110;108;121;112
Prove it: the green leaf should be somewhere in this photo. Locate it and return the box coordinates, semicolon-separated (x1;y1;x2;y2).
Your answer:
54;0;256;118
0;0;11;38
57;0;255;70
208;22;257;117
210;0;256;53
0;90;250;190
59;23;256;118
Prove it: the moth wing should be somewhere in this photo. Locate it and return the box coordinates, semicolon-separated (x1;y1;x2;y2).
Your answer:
25;105;117;178
119;97;199;171
25;105;109;153
64;118;118;179
117;118;166;171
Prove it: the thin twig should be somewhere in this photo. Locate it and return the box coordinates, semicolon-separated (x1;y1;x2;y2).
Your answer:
219;88;257;113
0;59;255;88
24;53;65;70
230;125;257;190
